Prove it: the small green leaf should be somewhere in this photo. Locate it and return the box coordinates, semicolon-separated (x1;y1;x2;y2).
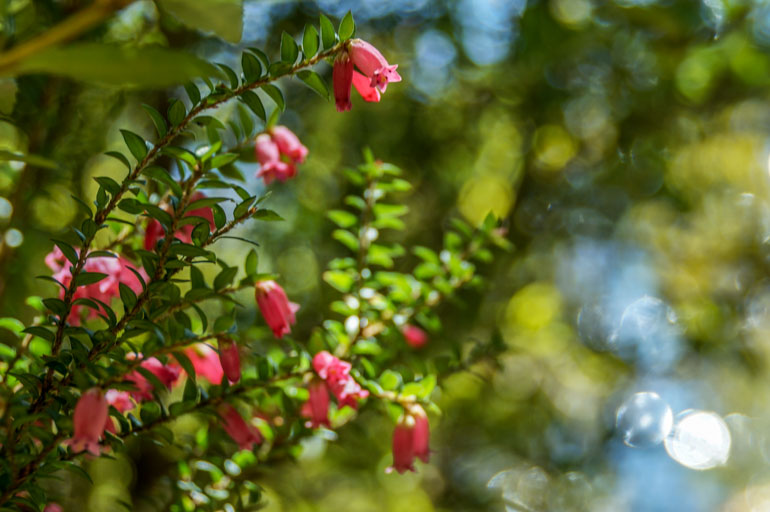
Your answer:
53;239;79;265
302;24;319;57
172;351;196;380
242;52;262;82
379;370;402;391
323;270;355;293
184;82;201;105
168;100;186;126
296;70;330;100
320;14;336;49
74;272;107;286
104;151;131;170
141;104;168;138
157;0;244;44
327;209;357;228
245;249;258;277
214;266;238;290
240;90;266;121
252;209;283;221
261;84;285;111
120;129;148;161
94;176;120;196
338;11;355;41
333;229;359;251
217;63;239;89
280;31;299;63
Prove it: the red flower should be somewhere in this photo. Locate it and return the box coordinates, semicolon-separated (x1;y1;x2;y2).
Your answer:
43;504;63;512
143;191;216;251
218;338;241;383
255;280;299;339
403;325;428;348
255;127;308;185
103;389;134;434
388;407;431;473
181;343;224;385
333;53;354;112
219;404;262;451
349;39;402;93
301;379;330;428
45;247;147;324
124;355;180;402
65;389;108;455
311;351;368;409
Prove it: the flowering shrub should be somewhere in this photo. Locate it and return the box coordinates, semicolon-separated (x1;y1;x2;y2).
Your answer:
0;11;509;511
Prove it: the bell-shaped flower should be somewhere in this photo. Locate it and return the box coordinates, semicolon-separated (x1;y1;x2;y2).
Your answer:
271;126;308;163
403;325;428;348
333;54;354;112
255;128;307;185
218;338;241;383
301;379;330;428
255;280;299;339
125;355;180;402
348;39;402;92
181;343;224;384
65;389;108;455
388;415;416;474
219;404;263;451
412;406;430;463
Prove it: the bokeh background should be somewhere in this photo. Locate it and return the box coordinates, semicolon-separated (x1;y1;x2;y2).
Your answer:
4;0;770;510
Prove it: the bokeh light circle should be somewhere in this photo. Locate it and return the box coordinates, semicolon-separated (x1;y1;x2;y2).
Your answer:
616;391;674;448
664;410;731;470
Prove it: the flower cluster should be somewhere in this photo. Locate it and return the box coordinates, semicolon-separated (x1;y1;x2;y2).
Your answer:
333;39;401;112
218;404;263;451
144;191;216;250
302;351;369;428
45;247;146;324
255;125;308;185
389;405;430;474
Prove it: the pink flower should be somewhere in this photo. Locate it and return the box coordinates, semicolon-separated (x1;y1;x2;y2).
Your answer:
144;191;216;251
389;416;415;474
125;355;180;402
403;325;428;348
219;404;262;451
348;39;402;93
181;343;224;384
65;389;108;455
271;126;308;163
301;379;330;428
255;281;299;339
412;406;430;463
352;71;381;102
219;338;241;383
45;247;147;324
254;127;307;186
43;504;63;512
333;53;353;112
311;351;368;409
103;389;134;434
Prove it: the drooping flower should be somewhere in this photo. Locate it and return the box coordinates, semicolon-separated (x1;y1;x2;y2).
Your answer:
45;247;147;324
103;389;134;434
403;325;428;349
219;404;263;451
333;39;401;111
218;338;241;383
333;53;354;112
412;406;430;463
301;379;330;428
144;191;216;251
254;127;308;185
180;343;224;385
311;351;368;410
348;39;402;93
255;280;299;339
388;415;416;474
125;355;181;402
65;389;108;455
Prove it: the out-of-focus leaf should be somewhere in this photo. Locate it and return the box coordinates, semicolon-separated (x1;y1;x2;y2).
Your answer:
0;150;58;169
157;0;243;43
11;44;218;86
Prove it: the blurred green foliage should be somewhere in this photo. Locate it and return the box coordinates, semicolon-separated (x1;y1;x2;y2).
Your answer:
4;0;770;511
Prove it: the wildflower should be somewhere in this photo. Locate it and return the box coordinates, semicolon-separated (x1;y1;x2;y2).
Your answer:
311;351;368;409
387;406;431;473
301;379;330;428
333;39;401;111
255;126;308;185
403;325;428;348
180;343;224;384
412;405;430;463
65;389;108;455
348;39;402;93
125;355;180;402
333;53;354;112
219;338;241;383
255;280;299;339
103;389;134;434
219;404;262;450
144;191;216;250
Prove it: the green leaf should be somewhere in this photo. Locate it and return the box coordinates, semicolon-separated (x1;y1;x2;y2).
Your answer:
210;153;239;169
217;63;239;89
302;24;319;57
214;266;238;290
379;370;402;391
74;272;107;286
157;0;243;43
240;90;266;121
333;229;359;252
242;52;262;82
104;151;131;170
320;14;336;49
245;249;258;277
119;283;137;310
0;150;58;170
280;31;299;63
252;209;283;221
172;351;196;381
160;146;197;166
0;317;24;337
13;43;218;87
141;104;168;138
183;376;200;401
296;70;330;100
94;176;120;196
261;84;285;111
168;100;186;126
184;82;201;105
323;270;355;293
53;239;79;265
142;165;183;197
120;129;148;161
22;326;54;342
338;11;356;41
327;209;357;228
